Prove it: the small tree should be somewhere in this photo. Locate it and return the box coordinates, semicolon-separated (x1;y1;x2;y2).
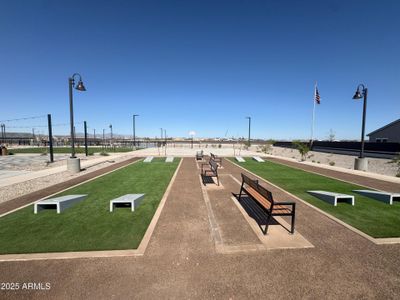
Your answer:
293;140;310;161
328;129;336;142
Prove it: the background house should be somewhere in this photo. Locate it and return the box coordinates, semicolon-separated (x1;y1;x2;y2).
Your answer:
367;119;400;143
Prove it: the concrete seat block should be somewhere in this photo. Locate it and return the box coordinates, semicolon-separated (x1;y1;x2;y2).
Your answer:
143;156;154;163
353;190;400;205
34;194;88;214
253;156;265;162
308;190;355;206
110;194;145;212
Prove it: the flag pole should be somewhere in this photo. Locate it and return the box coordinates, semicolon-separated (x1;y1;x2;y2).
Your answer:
311;82;317;145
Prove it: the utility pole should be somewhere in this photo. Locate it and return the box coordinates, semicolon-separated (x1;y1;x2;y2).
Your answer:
102;129;105;149
164;129;167;156
109;124;113;144
246;116;251;146
84;121;88;156
133;114;139;148
47;114;54;163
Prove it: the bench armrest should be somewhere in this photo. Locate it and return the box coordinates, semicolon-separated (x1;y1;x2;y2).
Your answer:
274;201;296;206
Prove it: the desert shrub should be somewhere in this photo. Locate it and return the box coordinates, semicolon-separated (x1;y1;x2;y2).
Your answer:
292;140;310;161
329;161;335;166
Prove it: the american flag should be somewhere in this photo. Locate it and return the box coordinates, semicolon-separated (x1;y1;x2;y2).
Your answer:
314;86;321;104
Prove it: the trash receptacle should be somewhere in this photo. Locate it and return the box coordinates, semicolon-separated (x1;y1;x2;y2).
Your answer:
1;146;7;156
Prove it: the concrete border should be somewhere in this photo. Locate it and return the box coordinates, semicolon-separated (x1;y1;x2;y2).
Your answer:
0;158;183;261
199;171;313;254
227;158;400;245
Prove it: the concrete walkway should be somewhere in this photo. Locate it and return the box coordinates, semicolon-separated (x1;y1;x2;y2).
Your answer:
1;158;399;299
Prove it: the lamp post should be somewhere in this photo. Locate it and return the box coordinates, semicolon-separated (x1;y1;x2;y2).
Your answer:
352;84;368;171
133;114;139;148
67;73;86;172
246;116;251;146
109;124;113;144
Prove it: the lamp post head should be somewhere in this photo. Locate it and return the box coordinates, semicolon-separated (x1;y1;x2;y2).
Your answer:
75;79;86;91
352;87;363;100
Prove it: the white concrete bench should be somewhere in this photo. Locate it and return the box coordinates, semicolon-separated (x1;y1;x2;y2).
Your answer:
307;191;355;206
34;195;87;214
166;157;174;162
143;156;154;163
235;156;245;162
353;190;400;205
252;156;265;162
109;194;145;212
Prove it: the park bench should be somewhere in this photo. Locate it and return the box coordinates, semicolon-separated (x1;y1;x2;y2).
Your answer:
196;150;204;160
252;156;265;162
166;157;174;162
353;190;400;205
235;156;245;162
201;158;220;186
307;190;355;206
34;194;87;214
109;194;145;212
238;174;295;234
210;153;222;165
143;156;154;162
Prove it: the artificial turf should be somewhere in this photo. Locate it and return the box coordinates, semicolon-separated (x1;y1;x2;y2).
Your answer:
0;158;180;254
230;158;400;238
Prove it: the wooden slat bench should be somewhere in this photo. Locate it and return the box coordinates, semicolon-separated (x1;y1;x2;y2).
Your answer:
201;158;220;186
238;173;295;234
196;150;204;160
210;153;222;166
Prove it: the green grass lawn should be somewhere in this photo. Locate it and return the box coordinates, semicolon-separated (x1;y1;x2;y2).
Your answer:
229;158;400;238
0;159;180;254
9;146;134;154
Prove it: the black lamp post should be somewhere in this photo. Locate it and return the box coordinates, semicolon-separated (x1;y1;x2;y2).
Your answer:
352;84;368;159
68;73;86;158
109;124;113;144
133;114;139;147
246;116;251;146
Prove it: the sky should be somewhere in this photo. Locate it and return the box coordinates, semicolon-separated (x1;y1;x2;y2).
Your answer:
0;0;399;140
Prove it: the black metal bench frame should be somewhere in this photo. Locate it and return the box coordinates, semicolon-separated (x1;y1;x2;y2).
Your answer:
238;173;296;234
210;153;222;166
201;158;220;186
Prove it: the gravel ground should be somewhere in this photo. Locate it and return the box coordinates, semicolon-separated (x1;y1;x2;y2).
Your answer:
0;153;105;171
0;154;136;205
268;146;398;177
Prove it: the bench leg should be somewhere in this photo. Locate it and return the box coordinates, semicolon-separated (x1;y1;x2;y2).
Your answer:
290;204;296;234
264;214;272;235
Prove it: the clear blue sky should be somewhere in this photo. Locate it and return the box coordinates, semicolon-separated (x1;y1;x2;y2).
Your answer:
0;0;399;140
